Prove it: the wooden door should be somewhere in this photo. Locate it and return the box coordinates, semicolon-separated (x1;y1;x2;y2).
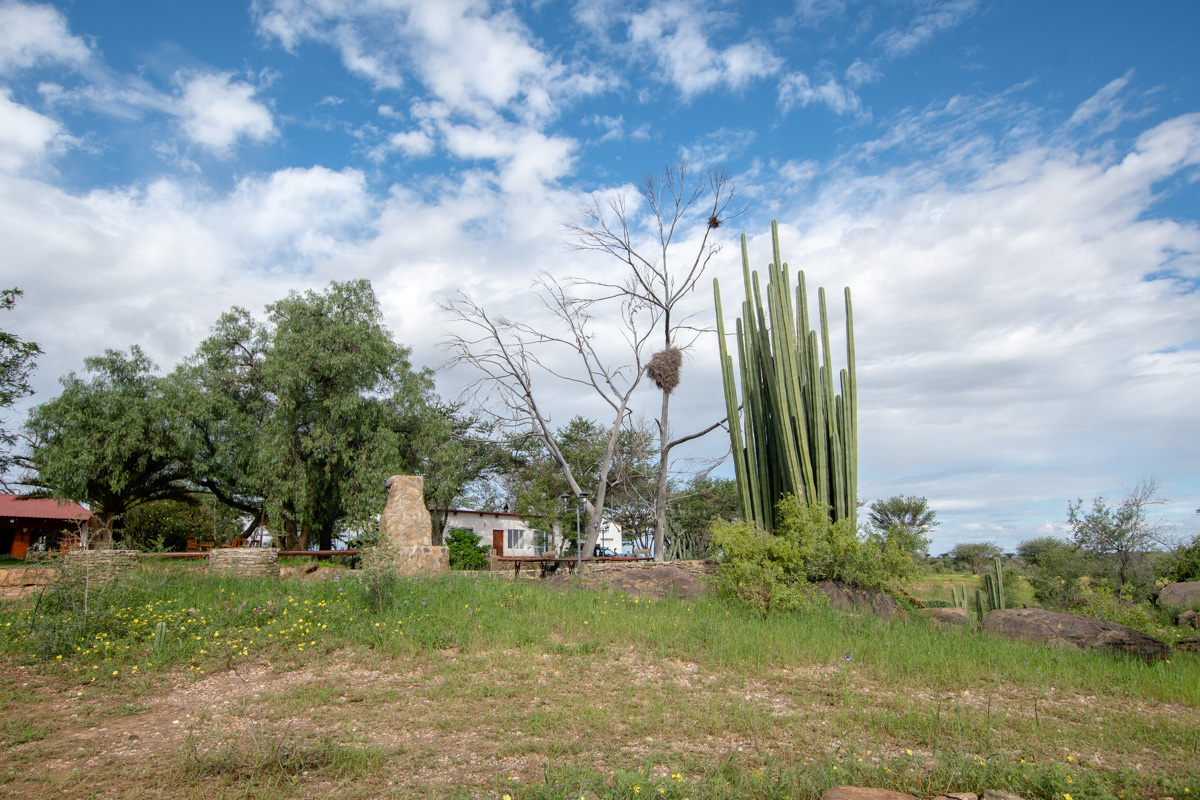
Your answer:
492;530;504;556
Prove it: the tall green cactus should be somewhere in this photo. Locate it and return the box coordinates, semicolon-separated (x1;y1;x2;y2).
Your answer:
714;221;857;529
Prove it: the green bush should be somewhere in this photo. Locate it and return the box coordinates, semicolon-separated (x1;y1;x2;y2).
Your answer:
710;496;914;616
446;528;489;570
1071;578;1169;639
1165;533;1200;583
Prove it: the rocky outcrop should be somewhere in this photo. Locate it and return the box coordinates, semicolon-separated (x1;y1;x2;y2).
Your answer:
822;788;920;800
922;606;969;626
981;608;1168;659
544;563;707;600
1159;581;1200;610
814;581;906;621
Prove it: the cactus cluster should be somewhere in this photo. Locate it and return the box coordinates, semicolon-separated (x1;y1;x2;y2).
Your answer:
713;221;857;530
974;556;1007;617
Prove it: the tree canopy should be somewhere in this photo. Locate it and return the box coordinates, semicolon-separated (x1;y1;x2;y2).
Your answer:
22;346;192;532
173;280;443;549
1;288;41;488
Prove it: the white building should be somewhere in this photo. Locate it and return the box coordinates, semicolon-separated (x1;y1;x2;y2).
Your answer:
443;510;623;557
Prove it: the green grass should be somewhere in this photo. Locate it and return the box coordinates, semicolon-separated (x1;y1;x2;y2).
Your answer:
0;567;1197;799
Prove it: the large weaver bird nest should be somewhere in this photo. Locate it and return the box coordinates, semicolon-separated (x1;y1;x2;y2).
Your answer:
646;347;682;393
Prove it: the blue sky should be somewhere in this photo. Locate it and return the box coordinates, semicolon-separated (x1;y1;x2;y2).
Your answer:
1;0;1198;553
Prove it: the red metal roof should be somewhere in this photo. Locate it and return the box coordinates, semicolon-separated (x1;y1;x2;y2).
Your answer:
0;495;91;521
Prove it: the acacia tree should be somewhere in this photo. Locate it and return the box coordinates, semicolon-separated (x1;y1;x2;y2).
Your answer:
1068;477;1168;587
566;162;738;560
21;347;193;535
1;288;41;488
950;541;1003;575
867;495;937;559
442;276;653;559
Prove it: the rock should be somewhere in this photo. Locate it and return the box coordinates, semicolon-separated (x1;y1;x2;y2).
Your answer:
1175;638;1200;653
982;791;1029;800
934;793;977;800
815;581;906;621
981;608;1168;659
923;607;969;626
1178;609;1198;629
822;788;920;800
1160;581;1200;610
544;565;704;600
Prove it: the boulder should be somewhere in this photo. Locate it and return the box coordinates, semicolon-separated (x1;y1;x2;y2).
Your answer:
545;565;704;600
1178;609;1198;629
923;607;969;626
1175;637;1200;653
981;608;1168;659
1159;581;1200;610
814;581;906;621
822;788;920;800
982;792;1029;800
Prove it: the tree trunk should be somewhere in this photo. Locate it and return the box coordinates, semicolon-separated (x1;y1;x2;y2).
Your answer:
653;387;670;562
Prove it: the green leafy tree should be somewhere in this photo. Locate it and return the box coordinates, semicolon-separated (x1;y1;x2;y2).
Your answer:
1016;535;1091;606
666;474;740;559
1068;477;1167;588
22;347;192;535
174;280;444;550
867;495;937;560
122;496;242;553
1;288;41;488
949;541;1003;575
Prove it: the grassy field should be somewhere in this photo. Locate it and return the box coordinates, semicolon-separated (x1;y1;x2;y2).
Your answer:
0;566;1196;800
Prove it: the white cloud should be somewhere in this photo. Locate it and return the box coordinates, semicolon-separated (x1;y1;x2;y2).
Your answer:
875;0;977;59
0;1;90;73
779;71;865;117
1065;69;1136;134
845;58;881;88
175;72;276;154
0;86;67;171
253;0;607;123
369;128;435;161
628;1;781;98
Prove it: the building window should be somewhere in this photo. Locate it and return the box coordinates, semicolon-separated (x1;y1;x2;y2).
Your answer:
506;529;525;550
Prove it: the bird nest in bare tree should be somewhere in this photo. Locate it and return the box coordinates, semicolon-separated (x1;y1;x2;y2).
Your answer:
646;347;683;393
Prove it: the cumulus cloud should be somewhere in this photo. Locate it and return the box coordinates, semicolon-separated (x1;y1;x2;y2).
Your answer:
0;1;90;73
253;0;605;123
0;87;68;171
628;1;781;98
174;72;276;154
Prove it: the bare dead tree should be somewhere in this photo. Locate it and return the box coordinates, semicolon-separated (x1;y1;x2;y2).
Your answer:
441;274;655;559
565;161;740;561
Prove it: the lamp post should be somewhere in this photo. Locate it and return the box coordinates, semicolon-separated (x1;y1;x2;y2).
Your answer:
560;491;588;574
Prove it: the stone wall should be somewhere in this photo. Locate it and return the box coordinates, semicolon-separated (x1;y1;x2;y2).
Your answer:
209;547;280;579
63;549;140;582
0;566;58;587
586;559;717;578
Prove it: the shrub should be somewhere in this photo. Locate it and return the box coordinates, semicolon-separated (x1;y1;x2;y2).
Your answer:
122;498;240;552
446;528;489;570
710;496;914;616
1165;533;1200;583
1071;578;1166;639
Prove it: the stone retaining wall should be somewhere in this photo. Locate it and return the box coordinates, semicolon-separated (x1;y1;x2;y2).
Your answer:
63;549;140;581
0;567;58;587
586;559;717;577
209;547;280;579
